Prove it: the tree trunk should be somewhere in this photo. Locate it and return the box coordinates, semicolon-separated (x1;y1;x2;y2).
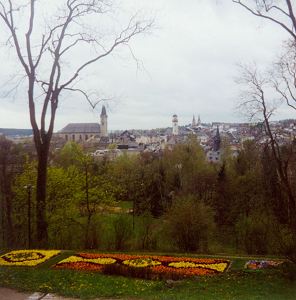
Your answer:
36;144;49;247
5;193;13;247
84;214;92;249
84;162;92;249
0;159;14;247
0;191;5;247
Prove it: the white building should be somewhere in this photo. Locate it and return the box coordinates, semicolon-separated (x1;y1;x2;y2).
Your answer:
172;114;179;136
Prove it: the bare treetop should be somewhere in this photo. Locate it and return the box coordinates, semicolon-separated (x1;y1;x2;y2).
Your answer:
0;0;153;107
233;0;296;40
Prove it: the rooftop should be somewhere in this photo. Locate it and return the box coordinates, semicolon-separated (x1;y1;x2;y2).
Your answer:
59;123;100;134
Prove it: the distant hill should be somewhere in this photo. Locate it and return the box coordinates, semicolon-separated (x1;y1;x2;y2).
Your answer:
0;128;32;137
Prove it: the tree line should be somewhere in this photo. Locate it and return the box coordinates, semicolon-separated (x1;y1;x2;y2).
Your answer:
0;136;295;260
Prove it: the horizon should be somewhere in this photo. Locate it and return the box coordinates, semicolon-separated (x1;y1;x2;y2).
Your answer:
1;116;295;133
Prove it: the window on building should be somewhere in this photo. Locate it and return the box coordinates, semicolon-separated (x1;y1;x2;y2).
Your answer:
79;135;82;140
65;135;68;141
72;135;75;141
85;135;88;140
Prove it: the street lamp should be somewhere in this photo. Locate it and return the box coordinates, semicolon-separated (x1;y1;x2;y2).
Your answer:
24;184;33;249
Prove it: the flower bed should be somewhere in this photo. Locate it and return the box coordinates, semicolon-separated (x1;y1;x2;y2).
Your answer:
245;260;284;270
54;253;230;279
0;250;60;266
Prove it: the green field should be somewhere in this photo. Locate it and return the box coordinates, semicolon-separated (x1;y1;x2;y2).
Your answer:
0;252;295;299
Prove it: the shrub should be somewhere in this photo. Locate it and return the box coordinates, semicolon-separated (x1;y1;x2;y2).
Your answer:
163;195;215;252
112;214;132;250
135;212;158;250
275;225;296;263
235;211;275;255
279;261;296;281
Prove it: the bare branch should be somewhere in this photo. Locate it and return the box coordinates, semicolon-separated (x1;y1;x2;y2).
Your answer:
60;15;154;89
233;0;296;40
271;40;296;110
63;87;111;109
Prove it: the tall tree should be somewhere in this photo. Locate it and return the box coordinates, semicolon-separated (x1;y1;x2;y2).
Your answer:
237;64;296;236
0;0;152;246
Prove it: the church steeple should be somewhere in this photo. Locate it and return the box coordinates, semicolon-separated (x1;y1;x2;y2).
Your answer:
192;115;196;128
213;126;221;151
197;115;201;126
100;105;108;137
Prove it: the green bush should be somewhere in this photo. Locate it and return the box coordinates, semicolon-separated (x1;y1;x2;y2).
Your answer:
113;214;133;250
235;211;275;255
163;195;215;252
279;262;296;281
275;225;296;263
135;213;158;250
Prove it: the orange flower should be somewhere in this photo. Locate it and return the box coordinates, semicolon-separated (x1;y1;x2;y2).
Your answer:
54;253;230;278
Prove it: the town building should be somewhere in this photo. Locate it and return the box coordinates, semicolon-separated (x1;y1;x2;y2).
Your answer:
58;105;108;143
207;127;222;163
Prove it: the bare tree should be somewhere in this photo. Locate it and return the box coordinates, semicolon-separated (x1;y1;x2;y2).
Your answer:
237;64;296;235
0;0;153;246
233;0;296;40
272;41;296;110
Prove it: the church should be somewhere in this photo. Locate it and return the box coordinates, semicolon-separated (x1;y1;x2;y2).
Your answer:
58;105;108;142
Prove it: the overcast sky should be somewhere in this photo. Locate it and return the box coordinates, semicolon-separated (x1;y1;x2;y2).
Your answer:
0;0;294;131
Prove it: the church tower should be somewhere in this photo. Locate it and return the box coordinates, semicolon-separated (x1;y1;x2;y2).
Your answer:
172;114;179;136
197;115;201;126
100;105;108;137
192;115;196;128
213;126;221;151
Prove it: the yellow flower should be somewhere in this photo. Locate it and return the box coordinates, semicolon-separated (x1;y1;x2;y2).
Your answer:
195;263;228;272
123;258;161;268
57;256;116;265
0;250;60;266
168;261;228;272
168;261;197;268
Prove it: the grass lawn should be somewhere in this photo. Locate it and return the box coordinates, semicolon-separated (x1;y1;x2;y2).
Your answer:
0;252;295;299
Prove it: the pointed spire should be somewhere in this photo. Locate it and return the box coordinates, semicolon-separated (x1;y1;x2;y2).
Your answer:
101;105;107;116
100;105;108;137
198;115;201;126
192;115;196;128
213;126;221;151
